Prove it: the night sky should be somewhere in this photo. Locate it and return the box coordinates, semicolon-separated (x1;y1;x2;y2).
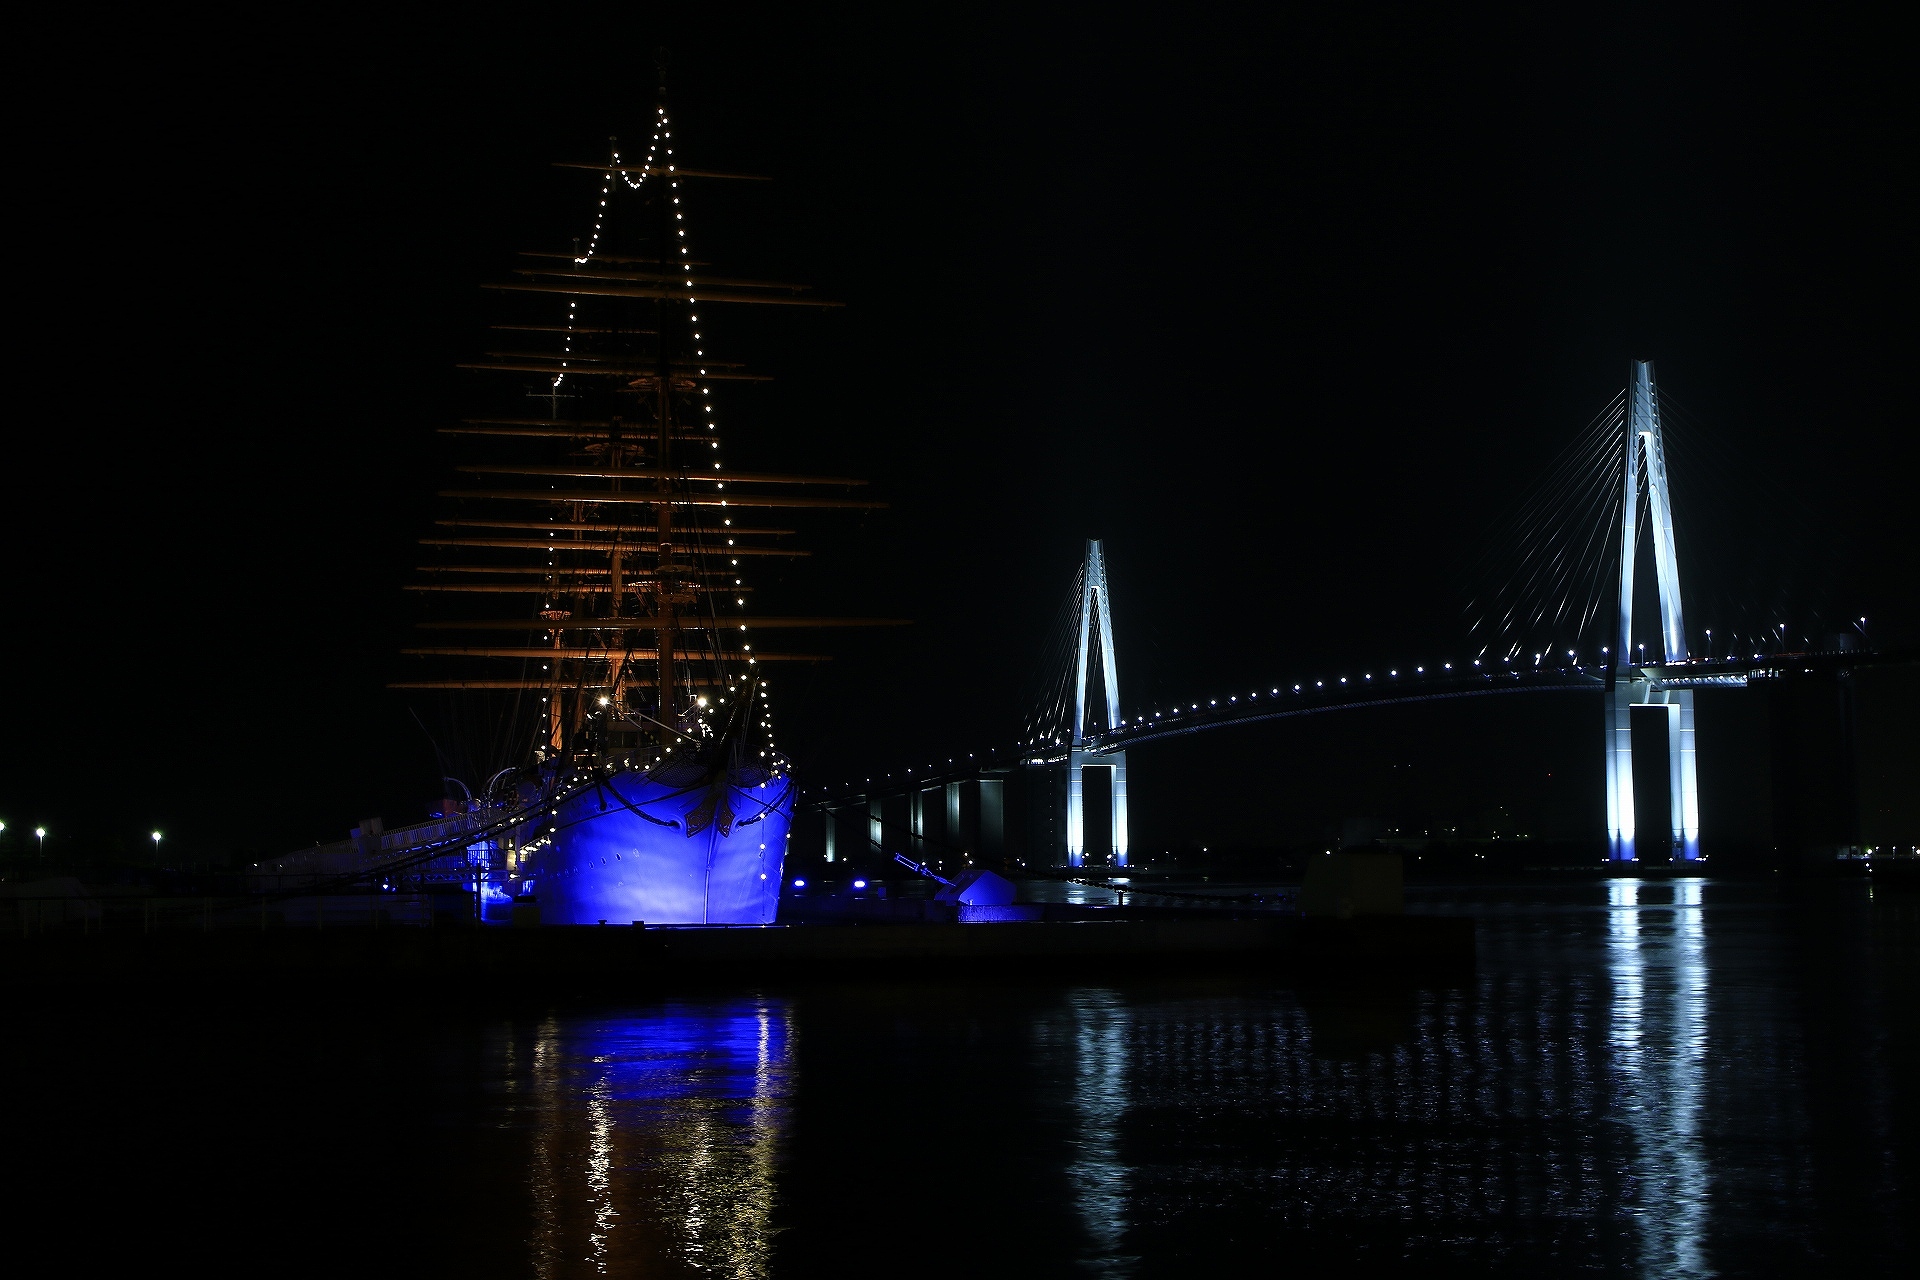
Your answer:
4;10;1913;864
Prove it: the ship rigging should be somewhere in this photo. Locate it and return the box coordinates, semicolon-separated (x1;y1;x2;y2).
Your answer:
395;94;900;780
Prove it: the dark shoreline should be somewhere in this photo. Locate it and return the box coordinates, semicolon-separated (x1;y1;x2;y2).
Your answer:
0;913;1474;994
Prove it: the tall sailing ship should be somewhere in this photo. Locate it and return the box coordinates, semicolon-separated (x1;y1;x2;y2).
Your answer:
258;94;894;925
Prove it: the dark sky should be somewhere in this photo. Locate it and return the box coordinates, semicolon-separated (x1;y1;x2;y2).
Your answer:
4;8;1913;862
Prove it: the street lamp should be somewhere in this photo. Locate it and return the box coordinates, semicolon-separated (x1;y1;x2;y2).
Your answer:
35;827;46;853
152;831;163;857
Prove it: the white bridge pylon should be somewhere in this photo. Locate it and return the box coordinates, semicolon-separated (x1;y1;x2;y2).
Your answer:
1606;360;1701;862
1067;539;1128;868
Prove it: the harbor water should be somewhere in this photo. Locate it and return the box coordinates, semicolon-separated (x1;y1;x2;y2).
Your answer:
8;877;1916;1276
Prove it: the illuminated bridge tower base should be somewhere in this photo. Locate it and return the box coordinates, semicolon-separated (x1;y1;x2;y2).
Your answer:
1605;360;1701;863
1066;539;1129;869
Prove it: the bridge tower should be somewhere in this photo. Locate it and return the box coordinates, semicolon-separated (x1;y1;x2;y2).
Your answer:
1605;360;1701;862
1067;539;1129;868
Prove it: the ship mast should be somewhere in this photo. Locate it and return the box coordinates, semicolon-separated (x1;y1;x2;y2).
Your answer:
394;90;906;774
651;283;680;738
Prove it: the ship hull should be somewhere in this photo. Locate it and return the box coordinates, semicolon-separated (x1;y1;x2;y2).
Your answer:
526;765;793;926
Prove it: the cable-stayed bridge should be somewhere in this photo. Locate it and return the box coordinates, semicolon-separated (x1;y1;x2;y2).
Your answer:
804;362;1909;872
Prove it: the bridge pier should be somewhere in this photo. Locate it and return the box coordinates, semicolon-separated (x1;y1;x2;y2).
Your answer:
1605;682;1700;862
1067;748;1128;868
1604;687;1634;861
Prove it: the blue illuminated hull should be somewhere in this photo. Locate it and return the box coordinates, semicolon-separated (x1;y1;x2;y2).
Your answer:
525;764;793;926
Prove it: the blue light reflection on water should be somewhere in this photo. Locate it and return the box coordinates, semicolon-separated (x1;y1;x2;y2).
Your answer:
511;1002;792;1278
15;880;1914;1277
468;883;1912;1277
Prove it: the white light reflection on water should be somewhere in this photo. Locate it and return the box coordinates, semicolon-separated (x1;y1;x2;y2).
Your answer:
1057;989;1137;1275
1609;878;1711;1278
585;1075;616;1271
522;1001;792;1279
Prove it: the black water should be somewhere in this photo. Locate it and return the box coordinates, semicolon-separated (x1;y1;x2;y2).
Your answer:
11;879;1918;1276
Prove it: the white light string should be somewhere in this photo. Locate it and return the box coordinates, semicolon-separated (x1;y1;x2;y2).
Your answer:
551;118;669;391
605;105;773;772
652;106;774;769
526;104;795;776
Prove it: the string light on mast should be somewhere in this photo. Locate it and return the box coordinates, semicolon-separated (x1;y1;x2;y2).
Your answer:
553;108;673;392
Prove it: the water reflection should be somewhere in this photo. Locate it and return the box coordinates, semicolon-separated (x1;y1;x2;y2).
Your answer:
1063;990;1135;1275
516;1001;791;1278
435;885;1899;1273
1608;878;1710;1278
16;881;1912;1274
